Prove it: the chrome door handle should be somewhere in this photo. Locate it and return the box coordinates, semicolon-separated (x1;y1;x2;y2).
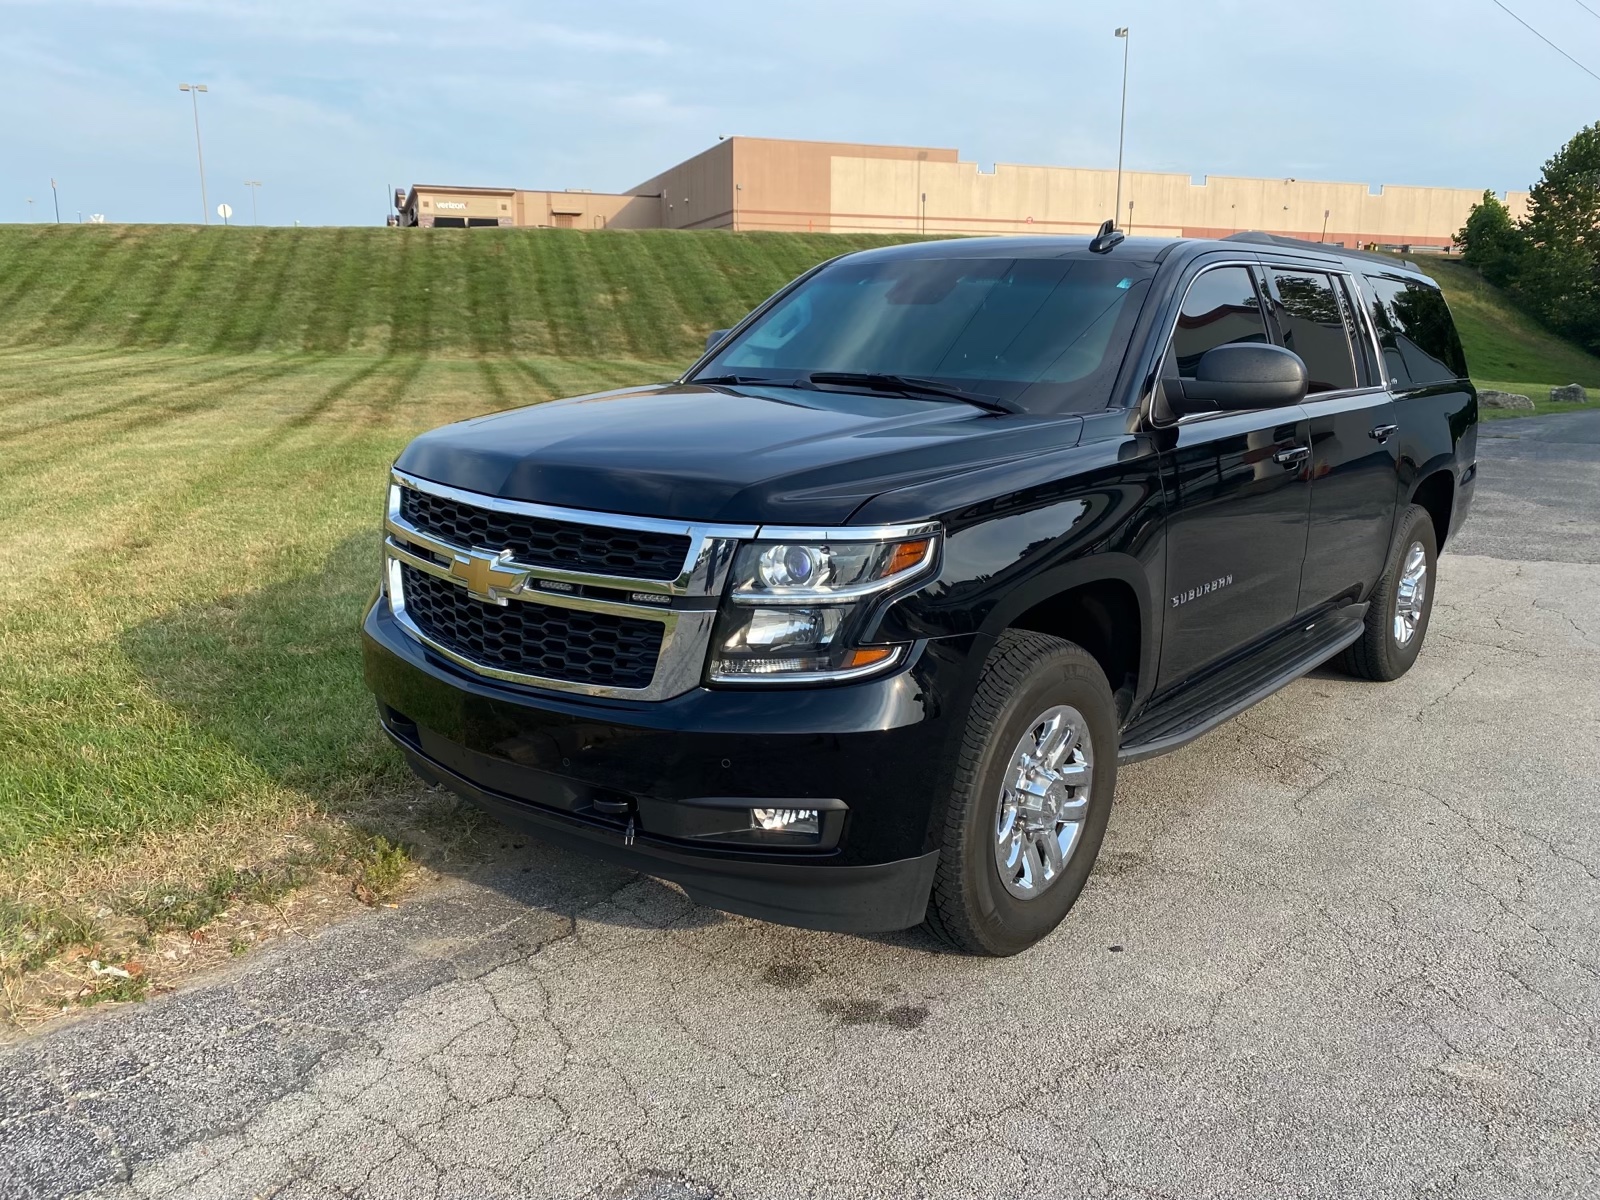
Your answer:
1369;423;1399;443
1273;446;1310;469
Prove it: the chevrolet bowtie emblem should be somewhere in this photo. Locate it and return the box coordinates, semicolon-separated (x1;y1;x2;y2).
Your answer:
448;549;525;603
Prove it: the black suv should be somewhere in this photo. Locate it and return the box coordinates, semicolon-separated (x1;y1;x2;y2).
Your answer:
363;232;1476;955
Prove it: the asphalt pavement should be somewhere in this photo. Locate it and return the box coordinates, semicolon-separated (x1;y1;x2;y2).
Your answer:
4;410;1598;1200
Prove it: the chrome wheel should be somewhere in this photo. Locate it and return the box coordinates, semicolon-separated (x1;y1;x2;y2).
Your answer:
1394;541;1428;646
994;705;1093;901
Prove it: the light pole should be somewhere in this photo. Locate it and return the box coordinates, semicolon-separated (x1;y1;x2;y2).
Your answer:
50;178;61;223
1321;209;1331;243
178;83;210;224
1113;27;1130;229
245;179;263;225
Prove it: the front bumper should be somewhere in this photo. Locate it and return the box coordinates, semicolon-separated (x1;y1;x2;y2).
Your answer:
362;598;982;932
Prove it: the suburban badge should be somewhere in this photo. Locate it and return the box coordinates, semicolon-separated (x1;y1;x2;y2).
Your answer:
1172;574;1235;608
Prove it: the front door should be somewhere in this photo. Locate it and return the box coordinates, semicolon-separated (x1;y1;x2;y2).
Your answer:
1156;262;1313;690
1264;267;1402;613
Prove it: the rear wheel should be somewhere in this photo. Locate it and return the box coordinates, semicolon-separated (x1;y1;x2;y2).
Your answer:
1340;503;1438;681
924;631;1118;956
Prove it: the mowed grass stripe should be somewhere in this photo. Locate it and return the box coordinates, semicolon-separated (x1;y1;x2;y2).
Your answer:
234;226;315;353
0;354;309;445
0;357;361;581
0;227;926;360
0;355;519;613
51;358;407;563
499;354;683;400
0;355;513;850
0;348;237;412
27;226;142;348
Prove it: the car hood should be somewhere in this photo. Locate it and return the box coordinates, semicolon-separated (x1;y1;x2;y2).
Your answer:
394;382;1086;525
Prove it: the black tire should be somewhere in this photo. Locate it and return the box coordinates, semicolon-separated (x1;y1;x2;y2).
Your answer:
1340;503;1438;682
923;631;1119;956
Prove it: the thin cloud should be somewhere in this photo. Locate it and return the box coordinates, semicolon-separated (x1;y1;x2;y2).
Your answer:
0;0;674;53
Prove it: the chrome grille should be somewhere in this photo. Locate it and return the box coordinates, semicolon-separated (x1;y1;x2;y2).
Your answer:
399;565;662;689
383;471;758;700
399;487;690;582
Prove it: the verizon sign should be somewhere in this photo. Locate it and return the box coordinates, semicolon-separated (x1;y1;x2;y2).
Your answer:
435;201;468;210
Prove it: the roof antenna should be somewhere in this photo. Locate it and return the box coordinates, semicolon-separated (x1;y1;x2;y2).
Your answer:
1089;219;1125;254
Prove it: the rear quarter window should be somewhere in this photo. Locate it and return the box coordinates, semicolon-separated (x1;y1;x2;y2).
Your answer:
1361;274;1469;389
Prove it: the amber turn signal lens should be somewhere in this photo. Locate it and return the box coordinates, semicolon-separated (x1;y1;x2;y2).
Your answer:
886;538;932;575
844;647;895;670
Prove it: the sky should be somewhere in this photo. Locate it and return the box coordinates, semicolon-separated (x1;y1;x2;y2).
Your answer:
4;0;1600;227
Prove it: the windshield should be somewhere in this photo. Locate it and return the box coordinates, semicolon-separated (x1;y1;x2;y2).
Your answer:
691;255;1156;414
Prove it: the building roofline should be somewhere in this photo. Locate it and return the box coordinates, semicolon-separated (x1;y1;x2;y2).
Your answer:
407;184;518;196
721;135;960;154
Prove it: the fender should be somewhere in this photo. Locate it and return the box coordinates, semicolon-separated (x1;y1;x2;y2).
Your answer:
977;551;1152;646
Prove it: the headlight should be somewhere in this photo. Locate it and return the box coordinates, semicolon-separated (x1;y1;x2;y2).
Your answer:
709;530;938;682
733;538;936;602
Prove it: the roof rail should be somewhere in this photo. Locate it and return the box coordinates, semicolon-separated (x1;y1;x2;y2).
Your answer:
1222;231;1420;272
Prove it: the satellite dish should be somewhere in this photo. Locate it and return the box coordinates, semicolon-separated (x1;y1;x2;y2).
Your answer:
217;202;233;223
90;214;106;223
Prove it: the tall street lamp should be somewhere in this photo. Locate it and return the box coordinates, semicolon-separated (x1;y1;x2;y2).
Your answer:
245;179;263;225
179;83;210;224
1114;27;1130;230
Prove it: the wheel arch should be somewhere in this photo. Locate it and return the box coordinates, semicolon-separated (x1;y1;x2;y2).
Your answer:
980;556;1153;720
1409;468;1455;550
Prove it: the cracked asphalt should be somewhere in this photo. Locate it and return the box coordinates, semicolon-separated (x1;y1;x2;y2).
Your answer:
4;409;1598;1200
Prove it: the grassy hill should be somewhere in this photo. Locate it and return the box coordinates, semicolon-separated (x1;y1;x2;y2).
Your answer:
1409;255;1600;412
2;225;1595;410
0;225;921;361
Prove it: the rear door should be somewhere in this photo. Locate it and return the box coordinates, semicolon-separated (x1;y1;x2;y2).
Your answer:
1359;271;1478;542
1156;260;1313;690
1263;264;1401;614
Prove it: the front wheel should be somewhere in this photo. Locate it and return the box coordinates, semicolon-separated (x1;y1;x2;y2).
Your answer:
924;631;1118;956
1340;504;1439;682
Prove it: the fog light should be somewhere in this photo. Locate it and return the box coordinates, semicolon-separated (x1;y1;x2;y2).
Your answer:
751;807;820;836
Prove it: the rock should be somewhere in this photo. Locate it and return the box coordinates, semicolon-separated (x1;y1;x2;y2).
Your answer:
1549;383;1589;404
1479;389;1534;410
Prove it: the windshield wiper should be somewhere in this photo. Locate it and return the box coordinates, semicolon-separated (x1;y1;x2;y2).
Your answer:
692;373;813;389
803;371;1019;415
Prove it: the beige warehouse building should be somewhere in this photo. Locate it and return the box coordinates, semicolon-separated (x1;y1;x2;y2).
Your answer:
398;137;1530;249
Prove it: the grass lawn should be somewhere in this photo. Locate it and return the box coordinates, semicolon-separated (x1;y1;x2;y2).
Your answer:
1475;383;1594;421
1414;256;1600;419
0;344;678;1024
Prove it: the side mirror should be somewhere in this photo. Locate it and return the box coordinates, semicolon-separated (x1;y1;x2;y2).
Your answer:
1167;344;1309;415
705;328;732;353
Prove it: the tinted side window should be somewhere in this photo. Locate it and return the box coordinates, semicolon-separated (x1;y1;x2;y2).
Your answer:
1169;266;1268;377
1362;275;1469;388
1334;275;1379;387
1269;270;1358;394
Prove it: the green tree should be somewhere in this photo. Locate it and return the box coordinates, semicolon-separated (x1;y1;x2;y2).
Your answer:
1515;123;1600;353
1454;190;1523;287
